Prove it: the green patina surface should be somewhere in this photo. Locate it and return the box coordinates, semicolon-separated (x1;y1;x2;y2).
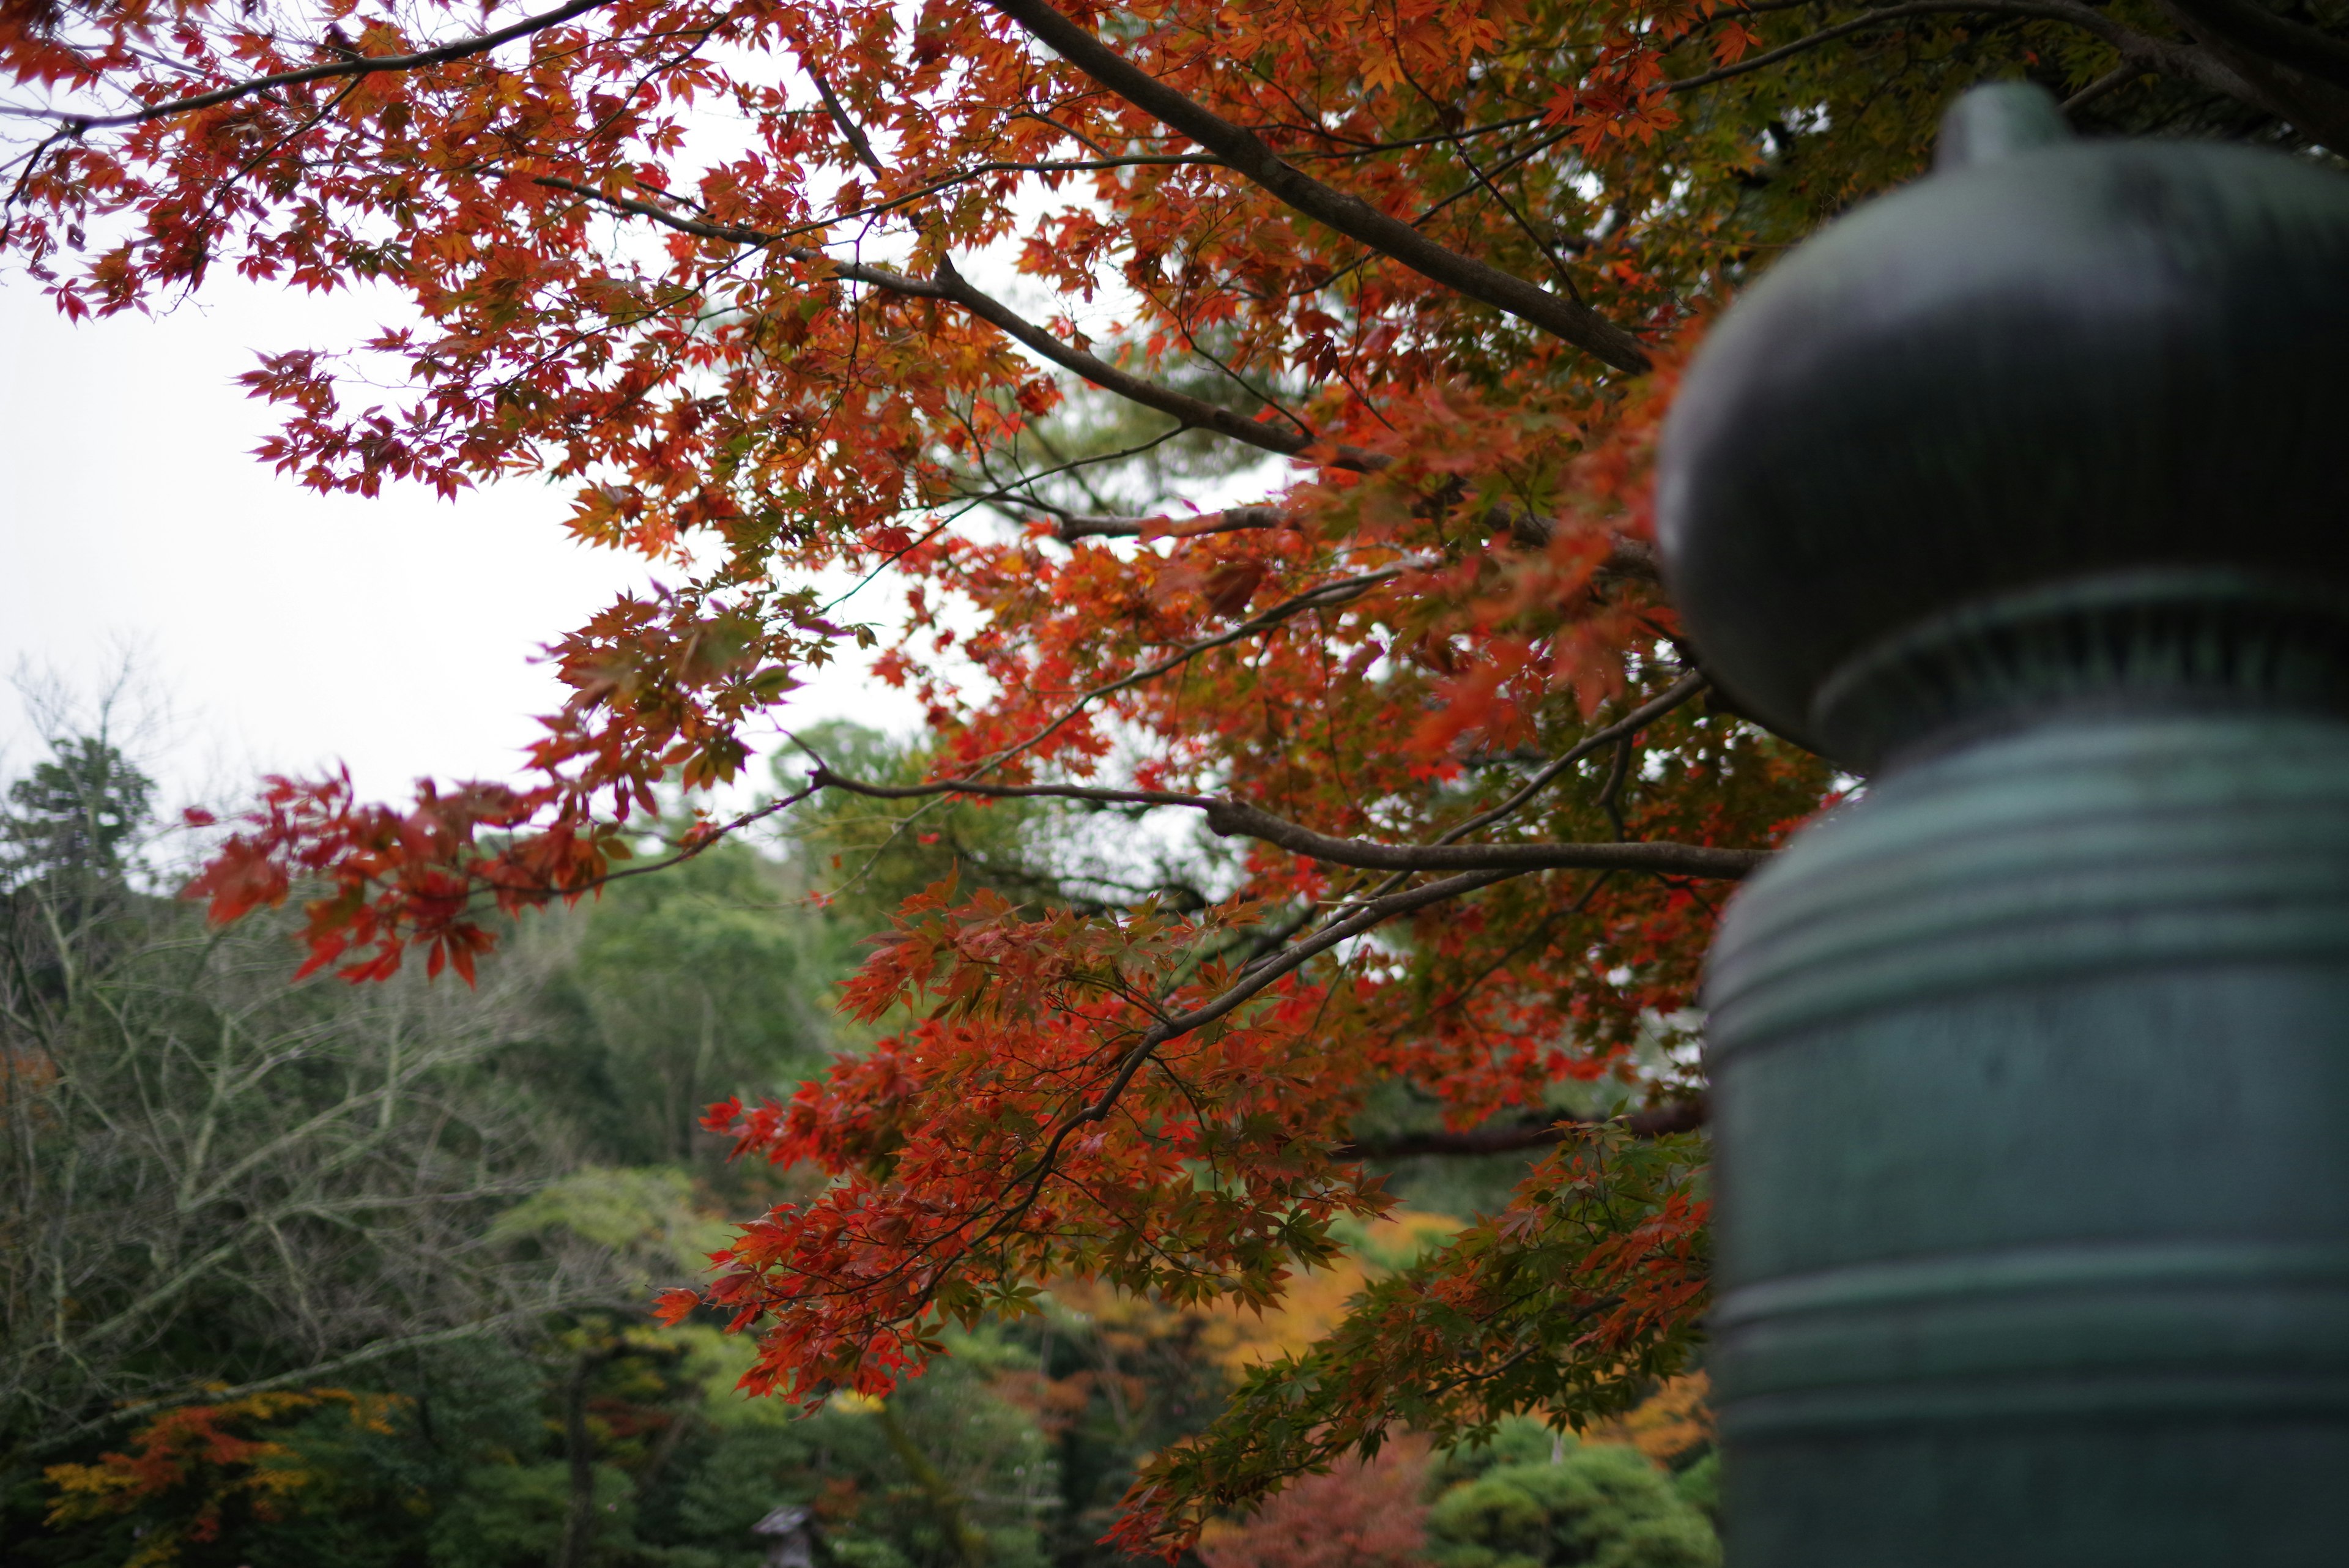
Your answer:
1660;83;2349;1565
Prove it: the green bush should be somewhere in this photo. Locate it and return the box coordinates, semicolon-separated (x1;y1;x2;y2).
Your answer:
1425;1430;1719;1568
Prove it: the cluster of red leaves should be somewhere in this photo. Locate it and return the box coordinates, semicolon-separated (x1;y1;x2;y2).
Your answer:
184;771;555;982
660;877;1395;1397
182;578;841;979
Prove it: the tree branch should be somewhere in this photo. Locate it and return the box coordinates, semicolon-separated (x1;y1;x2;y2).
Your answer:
1051;507;1663;587
21;1306;617;1455
2061;61;2145;112
2147;0;2349;144
535;178;1375;467
974;868;1524;1255
980;0;1653;372
931;256;1367;464
952;564;1416;774
1051;504;1294;541
1337;1098;1707;1159
29;0;615;133
800;672;1761;883
1430;671;1703;848
811;758;1764;879
1666;0;2248;99
1198;800;1764;879
2151;0;2349;94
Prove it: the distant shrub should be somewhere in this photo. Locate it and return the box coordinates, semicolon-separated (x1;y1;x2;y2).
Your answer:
1424;1430;1718;1568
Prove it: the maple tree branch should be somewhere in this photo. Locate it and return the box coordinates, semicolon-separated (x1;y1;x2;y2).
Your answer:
1336;1099;1708;1160
947;868;1520;1292
806;763;1764;879
1433;671;1705;847
784;551;1677;898
1015;868;1518;1191
609;154;1215;253
533;178;1367;467
929;256;1354;463
809;68;889;178
2062;60;2146;111
2149;0;2349;94
533;175;944;288
1050;504;1294;541
939;428;1192;527
24;0;615;133
841;565;1414;792
495;778;829;906
979;0;1654;373
2144;0;2349;144
755;72;1357;461
1197;671;1710;978
800;672;1756;881
1053;505;1663;584
806;771;1214;812
779;558;1367;887
1665;0;2253;103
1197;801;1763;879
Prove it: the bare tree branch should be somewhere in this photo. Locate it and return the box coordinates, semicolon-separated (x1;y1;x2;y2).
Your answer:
20;1310;590;1457
0;831;636;1447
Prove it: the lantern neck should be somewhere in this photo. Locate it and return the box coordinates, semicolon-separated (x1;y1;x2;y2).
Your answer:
1933;80;2071;171
1807;569;2349;771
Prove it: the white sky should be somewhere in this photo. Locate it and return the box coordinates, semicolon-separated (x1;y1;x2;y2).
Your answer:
0;272;924;812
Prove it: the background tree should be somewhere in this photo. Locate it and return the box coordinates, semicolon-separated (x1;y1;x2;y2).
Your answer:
526;843;828;1170
0;728;1099;1567
4;725;1384;1568
9;0;2342;1548
4;748;560;1449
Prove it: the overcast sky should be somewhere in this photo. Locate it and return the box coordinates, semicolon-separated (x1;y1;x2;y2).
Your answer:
0;272;922;814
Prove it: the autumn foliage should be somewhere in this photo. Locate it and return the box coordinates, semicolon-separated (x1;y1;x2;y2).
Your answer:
45;1389;408;1567
7;0;2327;1550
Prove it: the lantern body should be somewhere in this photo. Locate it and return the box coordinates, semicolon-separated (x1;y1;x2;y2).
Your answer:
1708;710;2349;1562
1658;84;2349;1563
